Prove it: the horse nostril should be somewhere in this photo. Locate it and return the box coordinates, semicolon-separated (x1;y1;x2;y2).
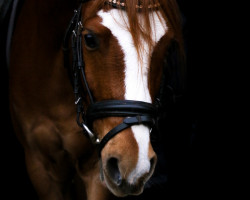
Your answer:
106;157;122;186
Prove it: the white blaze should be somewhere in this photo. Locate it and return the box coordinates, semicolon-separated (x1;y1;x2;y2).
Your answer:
98;9;167;183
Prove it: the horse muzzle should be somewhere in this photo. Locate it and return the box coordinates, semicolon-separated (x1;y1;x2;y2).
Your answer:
99;126;157;197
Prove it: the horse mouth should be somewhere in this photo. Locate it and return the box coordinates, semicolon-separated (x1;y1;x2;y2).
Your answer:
102;173;145;197
99;162;148;197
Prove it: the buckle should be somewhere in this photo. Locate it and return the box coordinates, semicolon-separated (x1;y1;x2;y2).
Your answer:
82;123;100;144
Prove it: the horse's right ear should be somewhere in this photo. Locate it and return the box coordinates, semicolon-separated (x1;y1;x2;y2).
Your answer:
163;38;187;101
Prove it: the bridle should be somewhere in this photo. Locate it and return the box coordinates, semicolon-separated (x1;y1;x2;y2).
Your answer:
63;1;160;157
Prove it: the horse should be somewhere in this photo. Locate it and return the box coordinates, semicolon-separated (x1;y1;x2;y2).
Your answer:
8;0;185;199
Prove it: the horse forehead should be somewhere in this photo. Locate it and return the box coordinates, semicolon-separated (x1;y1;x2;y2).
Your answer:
97;9;167;103
97;9;167;46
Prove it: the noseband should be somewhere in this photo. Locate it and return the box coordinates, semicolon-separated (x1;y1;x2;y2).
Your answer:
63;1;159;156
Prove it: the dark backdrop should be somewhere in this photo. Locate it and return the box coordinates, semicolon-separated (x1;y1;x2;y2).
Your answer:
0;0;218;199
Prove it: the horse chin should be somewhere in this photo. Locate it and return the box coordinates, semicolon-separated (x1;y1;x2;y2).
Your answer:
99;162;145;197
104;176;144;197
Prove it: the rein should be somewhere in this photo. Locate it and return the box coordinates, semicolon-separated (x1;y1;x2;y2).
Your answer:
63;1;160;156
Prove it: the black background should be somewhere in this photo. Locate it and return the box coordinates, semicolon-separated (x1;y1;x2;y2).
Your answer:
0;0;223;199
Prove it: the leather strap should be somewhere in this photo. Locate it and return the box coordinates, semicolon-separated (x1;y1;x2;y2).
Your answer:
98;115;155;156
87;100;157;123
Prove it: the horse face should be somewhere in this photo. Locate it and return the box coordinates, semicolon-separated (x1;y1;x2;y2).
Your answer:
82;9;168;197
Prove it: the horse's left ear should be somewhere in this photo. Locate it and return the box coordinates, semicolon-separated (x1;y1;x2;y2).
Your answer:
163;38;187;100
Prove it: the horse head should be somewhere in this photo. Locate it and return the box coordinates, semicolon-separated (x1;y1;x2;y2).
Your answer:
65;0;185;197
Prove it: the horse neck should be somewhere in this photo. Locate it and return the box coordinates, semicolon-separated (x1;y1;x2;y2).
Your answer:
17;0;80;75
24;0;78;50
9;0;80;114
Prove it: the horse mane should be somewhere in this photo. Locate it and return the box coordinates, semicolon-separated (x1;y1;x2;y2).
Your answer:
83;0;184;60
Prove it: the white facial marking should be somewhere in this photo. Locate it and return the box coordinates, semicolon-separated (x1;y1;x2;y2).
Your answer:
98;9;167;184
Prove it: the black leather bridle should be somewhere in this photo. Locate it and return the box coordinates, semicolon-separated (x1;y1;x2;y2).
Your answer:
63;1;159;157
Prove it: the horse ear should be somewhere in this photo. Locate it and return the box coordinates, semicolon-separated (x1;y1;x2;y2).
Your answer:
163;39;186;101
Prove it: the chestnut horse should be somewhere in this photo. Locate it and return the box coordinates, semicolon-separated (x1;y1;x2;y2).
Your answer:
9;0;184;199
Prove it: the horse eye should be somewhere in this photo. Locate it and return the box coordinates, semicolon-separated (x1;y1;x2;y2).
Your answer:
83;33;99;50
